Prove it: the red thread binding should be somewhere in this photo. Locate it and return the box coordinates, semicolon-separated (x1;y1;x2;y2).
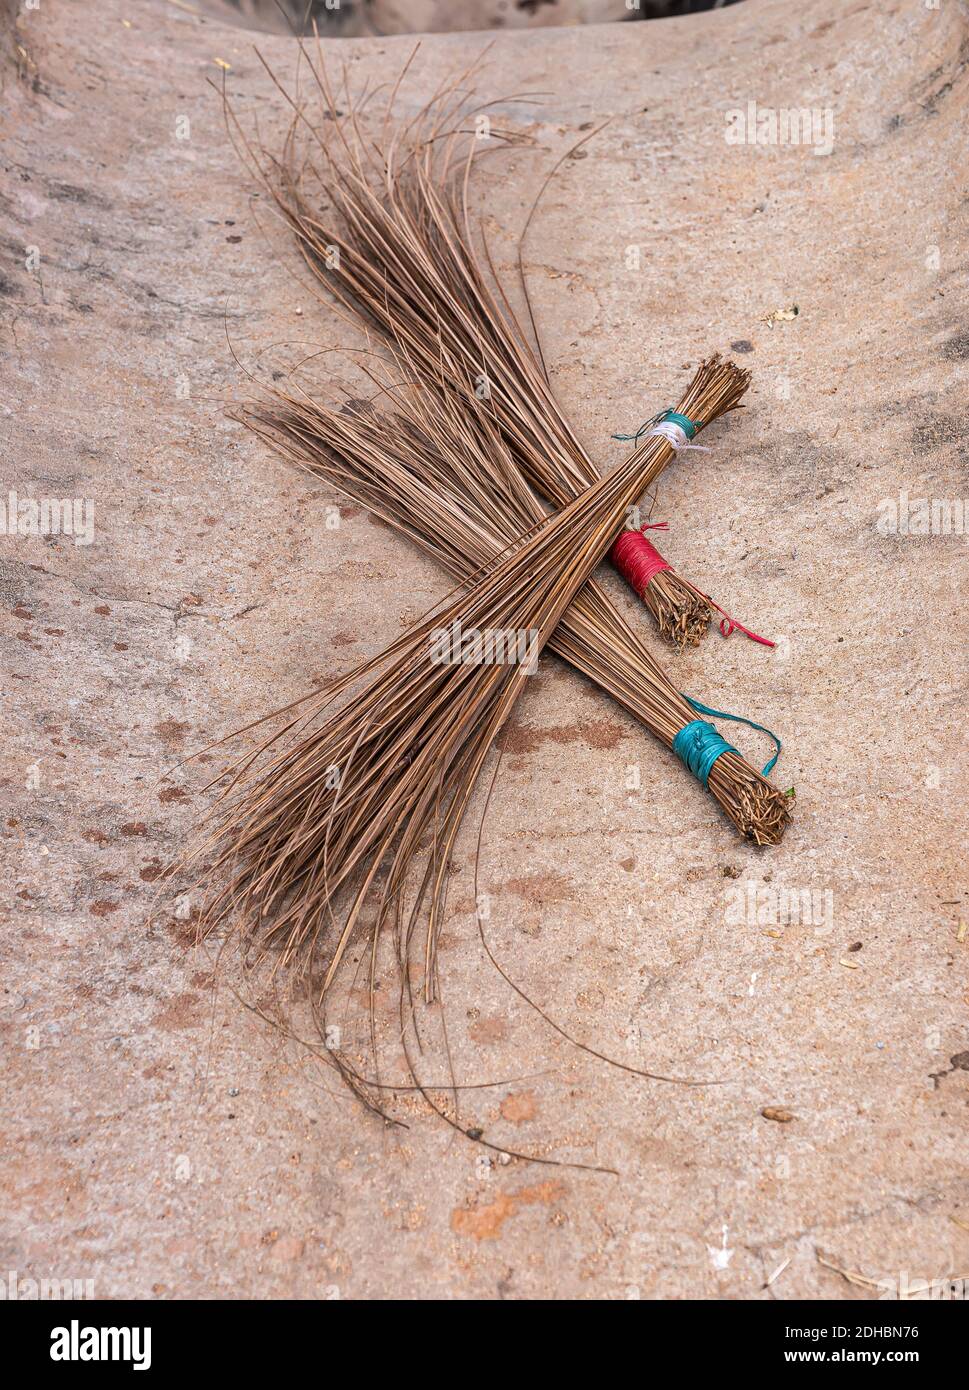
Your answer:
610;521;776;647
610;526;672;598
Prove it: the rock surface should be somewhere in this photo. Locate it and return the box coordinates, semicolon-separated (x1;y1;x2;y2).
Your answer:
2;0;967;1300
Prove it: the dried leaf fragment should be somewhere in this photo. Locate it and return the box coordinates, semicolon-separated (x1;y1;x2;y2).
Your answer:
761;1106;795;1123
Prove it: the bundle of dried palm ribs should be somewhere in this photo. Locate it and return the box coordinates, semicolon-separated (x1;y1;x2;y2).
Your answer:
195;54;792;1134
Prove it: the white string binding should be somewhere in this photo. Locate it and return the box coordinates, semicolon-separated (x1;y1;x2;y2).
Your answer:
645;420;711;453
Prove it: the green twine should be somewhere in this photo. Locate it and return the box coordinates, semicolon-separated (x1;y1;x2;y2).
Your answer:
673;695;782;787
661;411;699;439
612;409;701;444
672;720;739;788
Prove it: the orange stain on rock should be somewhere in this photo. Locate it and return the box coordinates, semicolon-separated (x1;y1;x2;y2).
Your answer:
150;991;203;1031
89;899;120;917
499;1090;537;1124
468;1015;509;1044
451;1179;566;1241
154;719;191;747
158;785;188;804
504;872;576;905
502;716;625;755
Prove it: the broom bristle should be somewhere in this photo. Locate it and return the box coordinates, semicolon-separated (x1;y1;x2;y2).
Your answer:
197;58;792;1131
648;570;713;647
199;358;785;1002
224;48;739;649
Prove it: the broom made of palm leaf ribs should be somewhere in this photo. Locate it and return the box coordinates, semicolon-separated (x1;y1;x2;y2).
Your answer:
239;350;789;852
199;358;789;1090
230;49;759;650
